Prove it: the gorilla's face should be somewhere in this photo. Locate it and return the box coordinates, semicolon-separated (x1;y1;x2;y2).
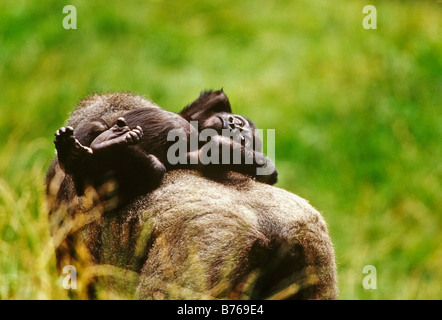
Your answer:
201;113;261;151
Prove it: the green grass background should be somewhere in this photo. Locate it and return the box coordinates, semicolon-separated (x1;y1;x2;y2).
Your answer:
0;0;440;299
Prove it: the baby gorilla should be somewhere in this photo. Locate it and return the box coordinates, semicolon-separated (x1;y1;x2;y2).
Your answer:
54;90;277;208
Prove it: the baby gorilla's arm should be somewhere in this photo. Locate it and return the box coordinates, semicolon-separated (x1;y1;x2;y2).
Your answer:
185;135;278;185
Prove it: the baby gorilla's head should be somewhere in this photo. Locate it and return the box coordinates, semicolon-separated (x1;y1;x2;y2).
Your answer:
201;112;262;152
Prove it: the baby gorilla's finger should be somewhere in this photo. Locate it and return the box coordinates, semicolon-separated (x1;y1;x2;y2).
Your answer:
132;128;143;139
125;130;143;144
125;132;135;144
129;131;140;142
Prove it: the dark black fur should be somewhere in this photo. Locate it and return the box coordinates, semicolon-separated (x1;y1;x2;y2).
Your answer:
53;90;277;207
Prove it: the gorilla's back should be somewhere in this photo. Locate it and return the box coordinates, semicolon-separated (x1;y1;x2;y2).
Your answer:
93;170;338;299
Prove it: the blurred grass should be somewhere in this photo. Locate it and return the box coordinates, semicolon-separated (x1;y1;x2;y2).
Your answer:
0;0;441;299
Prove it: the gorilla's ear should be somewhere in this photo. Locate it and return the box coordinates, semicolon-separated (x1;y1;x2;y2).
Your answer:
180;89;232;121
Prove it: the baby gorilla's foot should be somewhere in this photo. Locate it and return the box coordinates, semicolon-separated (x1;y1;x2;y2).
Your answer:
90;117;144;152
54;126;93;173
